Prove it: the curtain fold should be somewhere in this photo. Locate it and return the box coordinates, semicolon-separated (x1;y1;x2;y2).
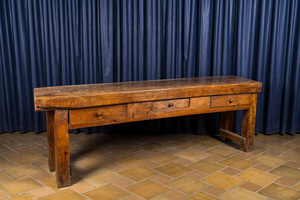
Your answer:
0;0;299;134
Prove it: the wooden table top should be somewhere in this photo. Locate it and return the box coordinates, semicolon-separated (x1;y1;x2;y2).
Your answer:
34;76;262;111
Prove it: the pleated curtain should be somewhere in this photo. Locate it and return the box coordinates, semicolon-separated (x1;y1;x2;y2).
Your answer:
0;0;299;134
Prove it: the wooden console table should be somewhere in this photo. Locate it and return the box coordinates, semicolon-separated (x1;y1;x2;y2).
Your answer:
34;76;262;187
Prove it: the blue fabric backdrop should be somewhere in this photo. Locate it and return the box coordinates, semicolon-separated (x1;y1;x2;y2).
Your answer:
0;0;299;134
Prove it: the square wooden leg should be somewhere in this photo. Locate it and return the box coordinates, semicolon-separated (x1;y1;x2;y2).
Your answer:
46;111;55;172
220;111;234;142
241;94;258;152
54;110;71;187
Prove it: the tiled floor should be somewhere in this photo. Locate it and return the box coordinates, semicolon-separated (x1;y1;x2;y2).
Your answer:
0;130;299;200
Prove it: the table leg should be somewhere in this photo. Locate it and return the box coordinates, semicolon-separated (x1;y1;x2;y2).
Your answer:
54;110;71;187
46;111;55;172
220;111;234;142
241;94;257;152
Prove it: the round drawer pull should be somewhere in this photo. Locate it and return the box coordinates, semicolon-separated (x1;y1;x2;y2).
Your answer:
168;103;174;107
228;98;234;104
97;112;102;117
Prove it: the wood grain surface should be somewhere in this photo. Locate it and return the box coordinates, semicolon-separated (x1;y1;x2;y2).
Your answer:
34;76;262;111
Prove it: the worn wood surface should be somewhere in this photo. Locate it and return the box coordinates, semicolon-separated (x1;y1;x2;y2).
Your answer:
46;111;55;172
241;94;258;151
34;76;262;187
69;104;250;130
54;110;70;187
34;76;262;111
220;111;234;142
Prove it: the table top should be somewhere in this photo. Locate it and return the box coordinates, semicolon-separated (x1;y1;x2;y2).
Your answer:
34;76;262;111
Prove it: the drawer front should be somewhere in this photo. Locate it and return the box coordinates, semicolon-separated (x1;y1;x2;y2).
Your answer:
211;94;250;108
190;97;210;109
69;105;127;124
152;99;190;111
128;98;190;117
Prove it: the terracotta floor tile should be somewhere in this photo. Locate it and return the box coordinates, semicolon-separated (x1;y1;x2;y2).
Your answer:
197;138;224;148
0;174;12;184
172;158;193;166
294;183;300;190
27;186;53;198
152;197;168;200
162;190;187;200
77;156;114;169
168;140;197;150
221;167;242;175
126;180;170;199
185;191;218;200
0;191;7;199
237;168;279;186
0;136;19;146
271;165;300;181
202;172;243;190
122;195;144;200
0;161;15;170
284;161;300;169
3;163;43;179
112;177;135;188
30;171;53;180
252;163;273;171
39;188;87;200
205;155;224;162
279;150;300;162
202;185;225;197
286;137;300;147
79;148;109;158
186;170;208;180
71;182;95;193
175;149;210;161
32;158;48;166
165;176;208;194
120;166;157;181
79;168;122;186
240;181;262;192
221;187;268;200
220;156;255;170
139;160;161;169
40;176;80;191
5;152;42;165
151;174;173;183
141;143;165;152
251;153;286;167
258;183;300;200
155;162;192;178
147;152;179;164
105;163;127;172
188;160;225;174
0;177;42;196
6;193;35;200
255;133;278;143
114;155;147;167
134;150;153;158
275;177;299;187
206;146;238;158
262;142;293;153
235;152;254;159
0;156;6;163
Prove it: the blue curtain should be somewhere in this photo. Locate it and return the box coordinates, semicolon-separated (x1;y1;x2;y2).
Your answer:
0;0;299;134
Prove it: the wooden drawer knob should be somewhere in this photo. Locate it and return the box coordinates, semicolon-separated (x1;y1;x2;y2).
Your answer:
168;103;174;107
96;112;102;117
228;98;234;104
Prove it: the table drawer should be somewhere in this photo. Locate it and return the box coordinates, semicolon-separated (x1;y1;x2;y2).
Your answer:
128;98;190;117
152;99;189;111
69;105;127;124
211;94;250;108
